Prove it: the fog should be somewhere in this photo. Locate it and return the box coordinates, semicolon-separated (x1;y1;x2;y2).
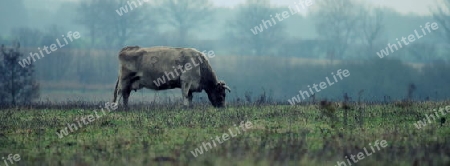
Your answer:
1;0;449;104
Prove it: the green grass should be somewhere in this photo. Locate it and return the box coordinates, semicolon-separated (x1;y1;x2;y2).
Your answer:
0;102;450;166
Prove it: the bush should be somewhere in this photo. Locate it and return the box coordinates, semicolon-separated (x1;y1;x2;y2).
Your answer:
0;42;39;105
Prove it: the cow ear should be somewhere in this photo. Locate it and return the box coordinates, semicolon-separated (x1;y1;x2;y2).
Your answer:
216;82;223;89
217;80;227;85
216;82;223;88
216;81;231;92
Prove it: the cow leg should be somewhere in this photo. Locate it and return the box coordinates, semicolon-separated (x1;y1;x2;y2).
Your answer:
181;82;192;107
188;91;193;108
118;68;136;110
122;86;131;109
120;78;132;110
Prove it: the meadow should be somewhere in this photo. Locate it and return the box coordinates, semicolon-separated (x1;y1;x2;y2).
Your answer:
0;100;449;166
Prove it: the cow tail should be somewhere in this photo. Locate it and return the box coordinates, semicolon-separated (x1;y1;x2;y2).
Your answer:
113;77;119;103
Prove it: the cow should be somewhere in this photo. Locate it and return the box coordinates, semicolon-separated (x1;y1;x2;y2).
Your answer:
112;46;231;108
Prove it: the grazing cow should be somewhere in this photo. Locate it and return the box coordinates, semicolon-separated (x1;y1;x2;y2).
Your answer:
112;46;231;108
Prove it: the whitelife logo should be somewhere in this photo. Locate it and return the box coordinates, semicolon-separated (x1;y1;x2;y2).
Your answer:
115;0;150;16
287;69;350;105
334;140;388;166
56;102;118;139
1;153;20;166
152;50;216;87
250;0;315;35
376;22;439;58
18;31;80;68
413;105;450;129
190;121;253;157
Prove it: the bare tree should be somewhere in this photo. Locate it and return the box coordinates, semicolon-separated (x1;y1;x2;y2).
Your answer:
225;0;285;56
75;0;104;48
10;27;43;48
408;43;436;63
313;0;362;60
359;8;385;56
75;0;154;49
156;0;213;46
432;0;450;44
102;0;157;48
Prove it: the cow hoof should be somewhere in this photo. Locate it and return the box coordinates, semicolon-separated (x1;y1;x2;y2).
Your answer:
121;105;129;111
182;105;193;109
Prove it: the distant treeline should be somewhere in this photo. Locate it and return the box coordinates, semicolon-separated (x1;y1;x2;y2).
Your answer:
1;0;449;64
30;49;450;102
216;56;450;102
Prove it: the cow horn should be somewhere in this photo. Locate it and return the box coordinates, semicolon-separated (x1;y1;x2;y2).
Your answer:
224;85;231;92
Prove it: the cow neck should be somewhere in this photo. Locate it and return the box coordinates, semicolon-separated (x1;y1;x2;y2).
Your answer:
203;78;218;94
200;57;219;94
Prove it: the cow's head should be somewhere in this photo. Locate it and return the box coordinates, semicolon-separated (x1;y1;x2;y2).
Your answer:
207;81;231;108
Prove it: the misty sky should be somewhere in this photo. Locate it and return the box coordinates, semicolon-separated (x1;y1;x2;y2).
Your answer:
24;0;441;16
211;0;439;15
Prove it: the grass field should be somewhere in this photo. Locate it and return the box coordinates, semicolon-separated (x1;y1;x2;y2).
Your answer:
0;101;449;166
